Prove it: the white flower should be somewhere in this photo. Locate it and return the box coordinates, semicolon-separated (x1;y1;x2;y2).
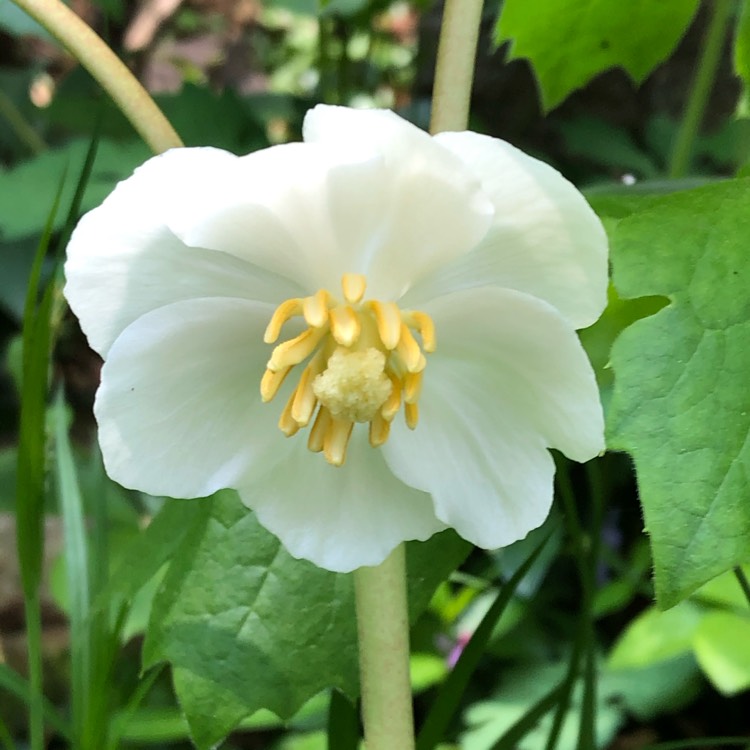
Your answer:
64;105;607;573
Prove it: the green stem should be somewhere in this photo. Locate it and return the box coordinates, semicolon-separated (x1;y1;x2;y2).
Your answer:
24;592;44;750
430;0;484;134
9;0;182;153
668;0;733;178
354;544;415;750
0;89;46;155
577;461;605;750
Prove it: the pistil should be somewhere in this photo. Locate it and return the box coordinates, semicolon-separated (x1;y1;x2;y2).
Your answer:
262;274;435;466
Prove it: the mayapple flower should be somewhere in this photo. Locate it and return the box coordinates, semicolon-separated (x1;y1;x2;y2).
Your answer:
64;105;607;573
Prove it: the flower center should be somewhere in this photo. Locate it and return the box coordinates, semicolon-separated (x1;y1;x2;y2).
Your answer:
260;273;435;467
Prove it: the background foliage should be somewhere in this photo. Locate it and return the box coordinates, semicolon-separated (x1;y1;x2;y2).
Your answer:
1;0;750;748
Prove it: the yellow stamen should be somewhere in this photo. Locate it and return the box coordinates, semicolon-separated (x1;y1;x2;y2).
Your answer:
403;311;436;353
342;273;367;304
330;305;361;347
403;371;422;404
308;407;331;453
369;413;390;447
268;327;327;371
367;300;402;350
264;298;303;343
262;273;435;465
278;391;301;436
291;352;325;427
303;289;331;328
260;365;291;402
395;324;425;373
381;374;402;421
324;417;354;466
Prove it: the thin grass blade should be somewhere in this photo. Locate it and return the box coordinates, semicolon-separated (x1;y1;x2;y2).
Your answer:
0;664;72;740
416;533;552;750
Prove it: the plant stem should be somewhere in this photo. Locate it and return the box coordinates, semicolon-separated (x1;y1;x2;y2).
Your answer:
354;544;415;750
668;0;733;178
577;461;606;750
9;0;182;153
352;5;486;746
430;0;484;134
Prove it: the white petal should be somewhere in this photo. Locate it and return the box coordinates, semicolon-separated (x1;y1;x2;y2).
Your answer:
302;106;495;299
238;430;446;573
403;131;608;329
382;286;604;550
303;104;436;166
169;137;493;303
166;141;394;294
65;147;300;357
95;297;292;499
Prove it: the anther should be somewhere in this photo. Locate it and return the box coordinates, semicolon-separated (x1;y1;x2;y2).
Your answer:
405;402;419;430
367;301;402;350
395;324;425;373
330;306;361;347
324;417;354;466
403;311;436;353
308;407;331;453
342;273;367;304
278;392;301;436
381;374;402;421
264;298;303;343
291;352;325;426
303;289;331;328
260;366;291;402
369;413;390;447
403;371;422;404
268;327;327;371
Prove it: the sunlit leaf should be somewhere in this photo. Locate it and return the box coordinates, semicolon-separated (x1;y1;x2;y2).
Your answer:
608;178;750;607
495;0;700;109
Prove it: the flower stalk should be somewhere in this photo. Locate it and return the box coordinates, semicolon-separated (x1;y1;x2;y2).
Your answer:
668;0;733;178
354;544;415;750
9;0;182;153
430;0;484;134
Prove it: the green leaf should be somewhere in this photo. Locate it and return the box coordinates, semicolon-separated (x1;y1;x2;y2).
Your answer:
607;178;750;607
607;602;703;669
494;0;700;110
143;490;470;749
0;139;149;241
692;610;750;694
52;395;91;745
693;565;750;610
602;654;700;721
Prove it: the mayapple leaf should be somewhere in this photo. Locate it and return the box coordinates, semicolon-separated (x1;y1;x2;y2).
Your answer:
0;139;149;241
143;490;470;749
607;178;750;608
495;0;700;110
